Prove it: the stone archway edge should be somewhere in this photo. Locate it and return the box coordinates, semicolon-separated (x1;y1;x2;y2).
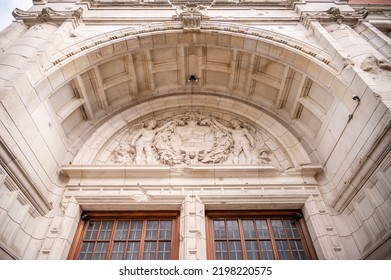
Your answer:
50;21;336;72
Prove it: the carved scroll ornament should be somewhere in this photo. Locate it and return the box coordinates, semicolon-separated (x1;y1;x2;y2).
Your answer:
110;112;281;167
12;7;83;27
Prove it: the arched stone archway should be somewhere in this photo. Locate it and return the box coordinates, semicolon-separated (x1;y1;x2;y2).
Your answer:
0;2;390;260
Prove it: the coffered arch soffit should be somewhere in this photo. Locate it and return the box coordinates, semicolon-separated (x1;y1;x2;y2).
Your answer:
45;22;348;166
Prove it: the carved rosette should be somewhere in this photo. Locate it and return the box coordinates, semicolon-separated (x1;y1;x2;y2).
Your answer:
109;112;281;168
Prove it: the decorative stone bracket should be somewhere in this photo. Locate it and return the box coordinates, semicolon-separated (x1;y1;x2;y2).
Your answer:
172;2;209;32
301;7;369;28
12;7;83;27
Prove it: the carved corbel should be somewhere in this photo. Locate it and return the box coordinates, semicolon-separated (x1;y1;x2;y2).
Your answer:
12;7;83;27
172;2;209;32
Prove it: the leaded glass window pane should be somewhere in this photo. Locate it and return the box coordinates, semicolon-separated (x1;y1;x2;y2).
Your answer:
271;220;286;238
290;240;306;260
125;242;140;260
242;220;256;239
226;220;240;239
143;241;157;260
129;220;142;240
158;242;171;260
260;241;275;260
229;241;243;260
276;240;292;260
146;221;159;240
255;220;269;239
214;220;226;239
209;212;313;260
93;242;109;260
245;241;260;260
215;241;228;260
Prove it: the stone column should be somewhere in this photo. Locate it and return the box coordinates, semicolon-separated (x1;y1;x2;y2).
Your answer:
179;195;207;260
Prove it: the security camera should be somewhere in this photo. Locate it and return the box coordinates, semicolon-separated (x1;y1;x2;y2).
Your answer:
352;95;360;102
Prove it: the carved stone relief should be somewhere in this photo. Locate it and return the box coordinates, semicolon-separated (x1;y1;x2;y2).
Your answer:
361;55;391;82
172;2;209;32
108;112;282;167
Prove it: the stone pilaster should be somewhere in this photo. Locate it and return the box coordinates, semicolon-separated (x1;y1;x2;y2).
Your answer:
179;195;206;260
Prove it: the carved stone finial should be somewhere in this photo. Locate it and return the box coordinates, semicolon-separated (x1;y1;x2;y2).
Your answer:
12;7;83;27
173;2;209;32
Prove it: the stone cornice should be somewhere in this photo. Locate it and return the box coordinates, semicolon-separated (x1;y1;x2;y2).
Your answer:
61;164;322;187
12;7;83;27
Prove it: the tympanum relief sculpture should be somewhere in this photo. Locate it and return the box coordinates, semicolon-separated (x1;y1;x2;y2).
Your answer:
110;112;281;167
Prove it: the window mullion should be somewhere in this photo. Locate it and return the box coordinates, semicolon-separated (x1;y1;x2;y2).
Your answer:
155;220;161;260
139;219;147;260
90;220;103;260
224;219;231;260
106;220;117;260
252;219;264;260
267;218;280;260
237;218;248;260
282;219;295;260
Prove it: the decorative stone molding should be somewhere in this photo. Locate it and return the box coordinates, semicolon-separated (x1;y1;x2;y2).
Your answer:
301;7;369;28
173;2;209;32
180;195;206;260
12;7;83;27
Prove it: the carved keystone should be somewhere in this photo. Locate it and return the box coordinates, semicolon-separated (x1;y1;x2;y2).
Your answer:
173;2;209;32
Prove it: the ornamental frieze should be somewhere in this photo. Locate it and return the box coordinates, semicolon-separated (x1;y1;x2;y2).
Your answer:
108;112;282;167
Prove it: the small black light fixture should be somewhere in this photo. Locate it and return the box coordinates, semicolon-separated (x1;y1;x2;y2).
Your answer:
295;212;303;220
188;75;198;82
81;213;90;221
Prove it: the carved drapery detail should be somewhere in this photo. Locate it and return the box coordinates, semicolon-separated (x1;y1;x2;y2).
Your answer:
109;112;282;167
12;7;83;27
173;2;209;32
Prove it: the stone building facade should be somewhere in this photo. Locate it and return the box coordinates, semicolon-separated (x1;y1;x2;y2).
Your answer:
0;0;390;260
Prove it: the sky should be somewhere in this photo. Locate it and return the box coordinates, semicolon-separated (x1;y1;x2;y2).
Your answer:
0;0;33;31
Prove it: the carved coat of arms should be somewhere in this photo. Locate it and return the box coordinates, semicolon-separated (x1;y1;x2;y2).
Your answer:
110;112;280;167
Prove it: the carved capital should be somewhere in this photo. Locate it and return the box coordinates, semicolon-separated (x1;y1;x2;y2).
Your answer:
12;7;83;27
301;7;368;28
173;2;209;32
